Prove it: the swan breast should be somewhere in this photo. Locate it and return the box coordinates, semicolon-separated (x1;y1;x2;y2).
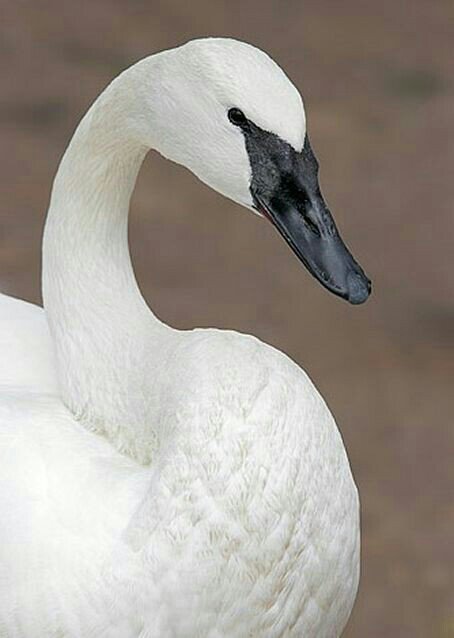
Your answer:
123;330;360;636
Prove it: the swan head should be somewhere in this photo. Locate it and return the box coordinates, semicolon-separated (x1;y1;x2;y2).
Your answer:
141;38;371;304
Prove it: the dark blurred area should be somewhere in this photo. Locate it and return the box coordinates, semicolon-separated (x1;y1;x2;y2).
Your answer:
1;2;453;636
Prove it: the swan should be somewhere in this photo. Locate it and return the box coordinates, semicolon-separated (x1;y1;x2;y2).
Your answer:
0;38;371;637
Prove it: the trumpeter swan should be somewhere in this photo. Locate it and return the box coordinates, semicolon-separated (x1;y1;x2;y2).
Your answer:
0;38;370;637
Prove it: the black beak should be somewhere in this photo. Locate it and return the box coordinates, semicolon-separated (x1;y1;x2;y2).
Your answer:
250;134;371;304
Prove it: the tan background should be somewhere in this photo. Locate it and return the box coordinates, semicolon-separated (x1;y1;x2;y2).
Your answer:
1;2;453;636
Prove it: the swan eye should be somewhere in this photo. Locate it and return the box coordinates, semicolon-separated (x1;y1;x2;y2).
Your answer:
228;108;247;126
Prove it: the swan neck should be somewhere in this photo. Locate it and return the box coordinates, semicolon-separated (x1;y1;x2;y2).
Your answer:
42;69;171;462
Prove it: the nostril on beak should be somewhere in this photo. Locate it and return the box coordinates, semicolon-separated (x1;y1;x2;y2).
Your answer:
346;271;371;305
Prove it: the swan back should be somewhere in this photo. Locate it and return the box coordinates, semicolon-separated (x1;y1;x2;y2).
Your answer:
0;293;57;393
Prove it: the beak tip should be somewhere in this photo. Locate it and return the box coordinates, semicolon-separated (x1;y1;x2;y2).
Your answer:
346;272;372;305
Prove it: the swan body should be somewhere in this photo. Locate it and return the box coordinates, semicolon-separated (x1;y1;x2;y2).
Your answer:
0;38;366;637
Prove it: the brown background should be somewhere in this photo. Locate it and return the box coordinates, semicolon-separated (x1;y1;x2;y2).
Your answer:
1;2;453;636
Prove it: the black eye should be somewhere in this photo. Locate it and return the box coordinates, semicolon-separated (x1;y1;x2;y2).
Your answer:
228;108;247;126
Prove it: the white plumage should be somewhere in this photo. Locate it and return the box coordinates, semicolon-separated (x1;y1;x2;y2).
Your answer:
0;38;360;637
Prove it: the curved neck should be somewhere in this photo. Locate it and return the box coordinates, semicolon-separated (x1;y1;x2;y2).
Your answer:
43;64;173;462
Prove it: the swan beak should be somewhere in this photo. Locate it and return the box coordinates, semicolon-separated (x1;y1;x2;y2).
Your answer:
252;135;371;305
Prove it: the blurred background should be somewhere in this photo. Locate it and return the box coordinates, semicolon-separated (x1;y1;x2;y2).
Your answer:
1;1;453;636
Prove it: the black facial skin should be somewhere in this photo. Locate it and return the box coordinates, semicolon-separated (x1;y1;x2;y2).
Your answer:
228;108;371;304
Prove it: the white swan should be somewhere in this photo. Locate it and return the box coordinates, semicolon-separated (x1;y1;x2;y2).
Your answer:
0;38;371;637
